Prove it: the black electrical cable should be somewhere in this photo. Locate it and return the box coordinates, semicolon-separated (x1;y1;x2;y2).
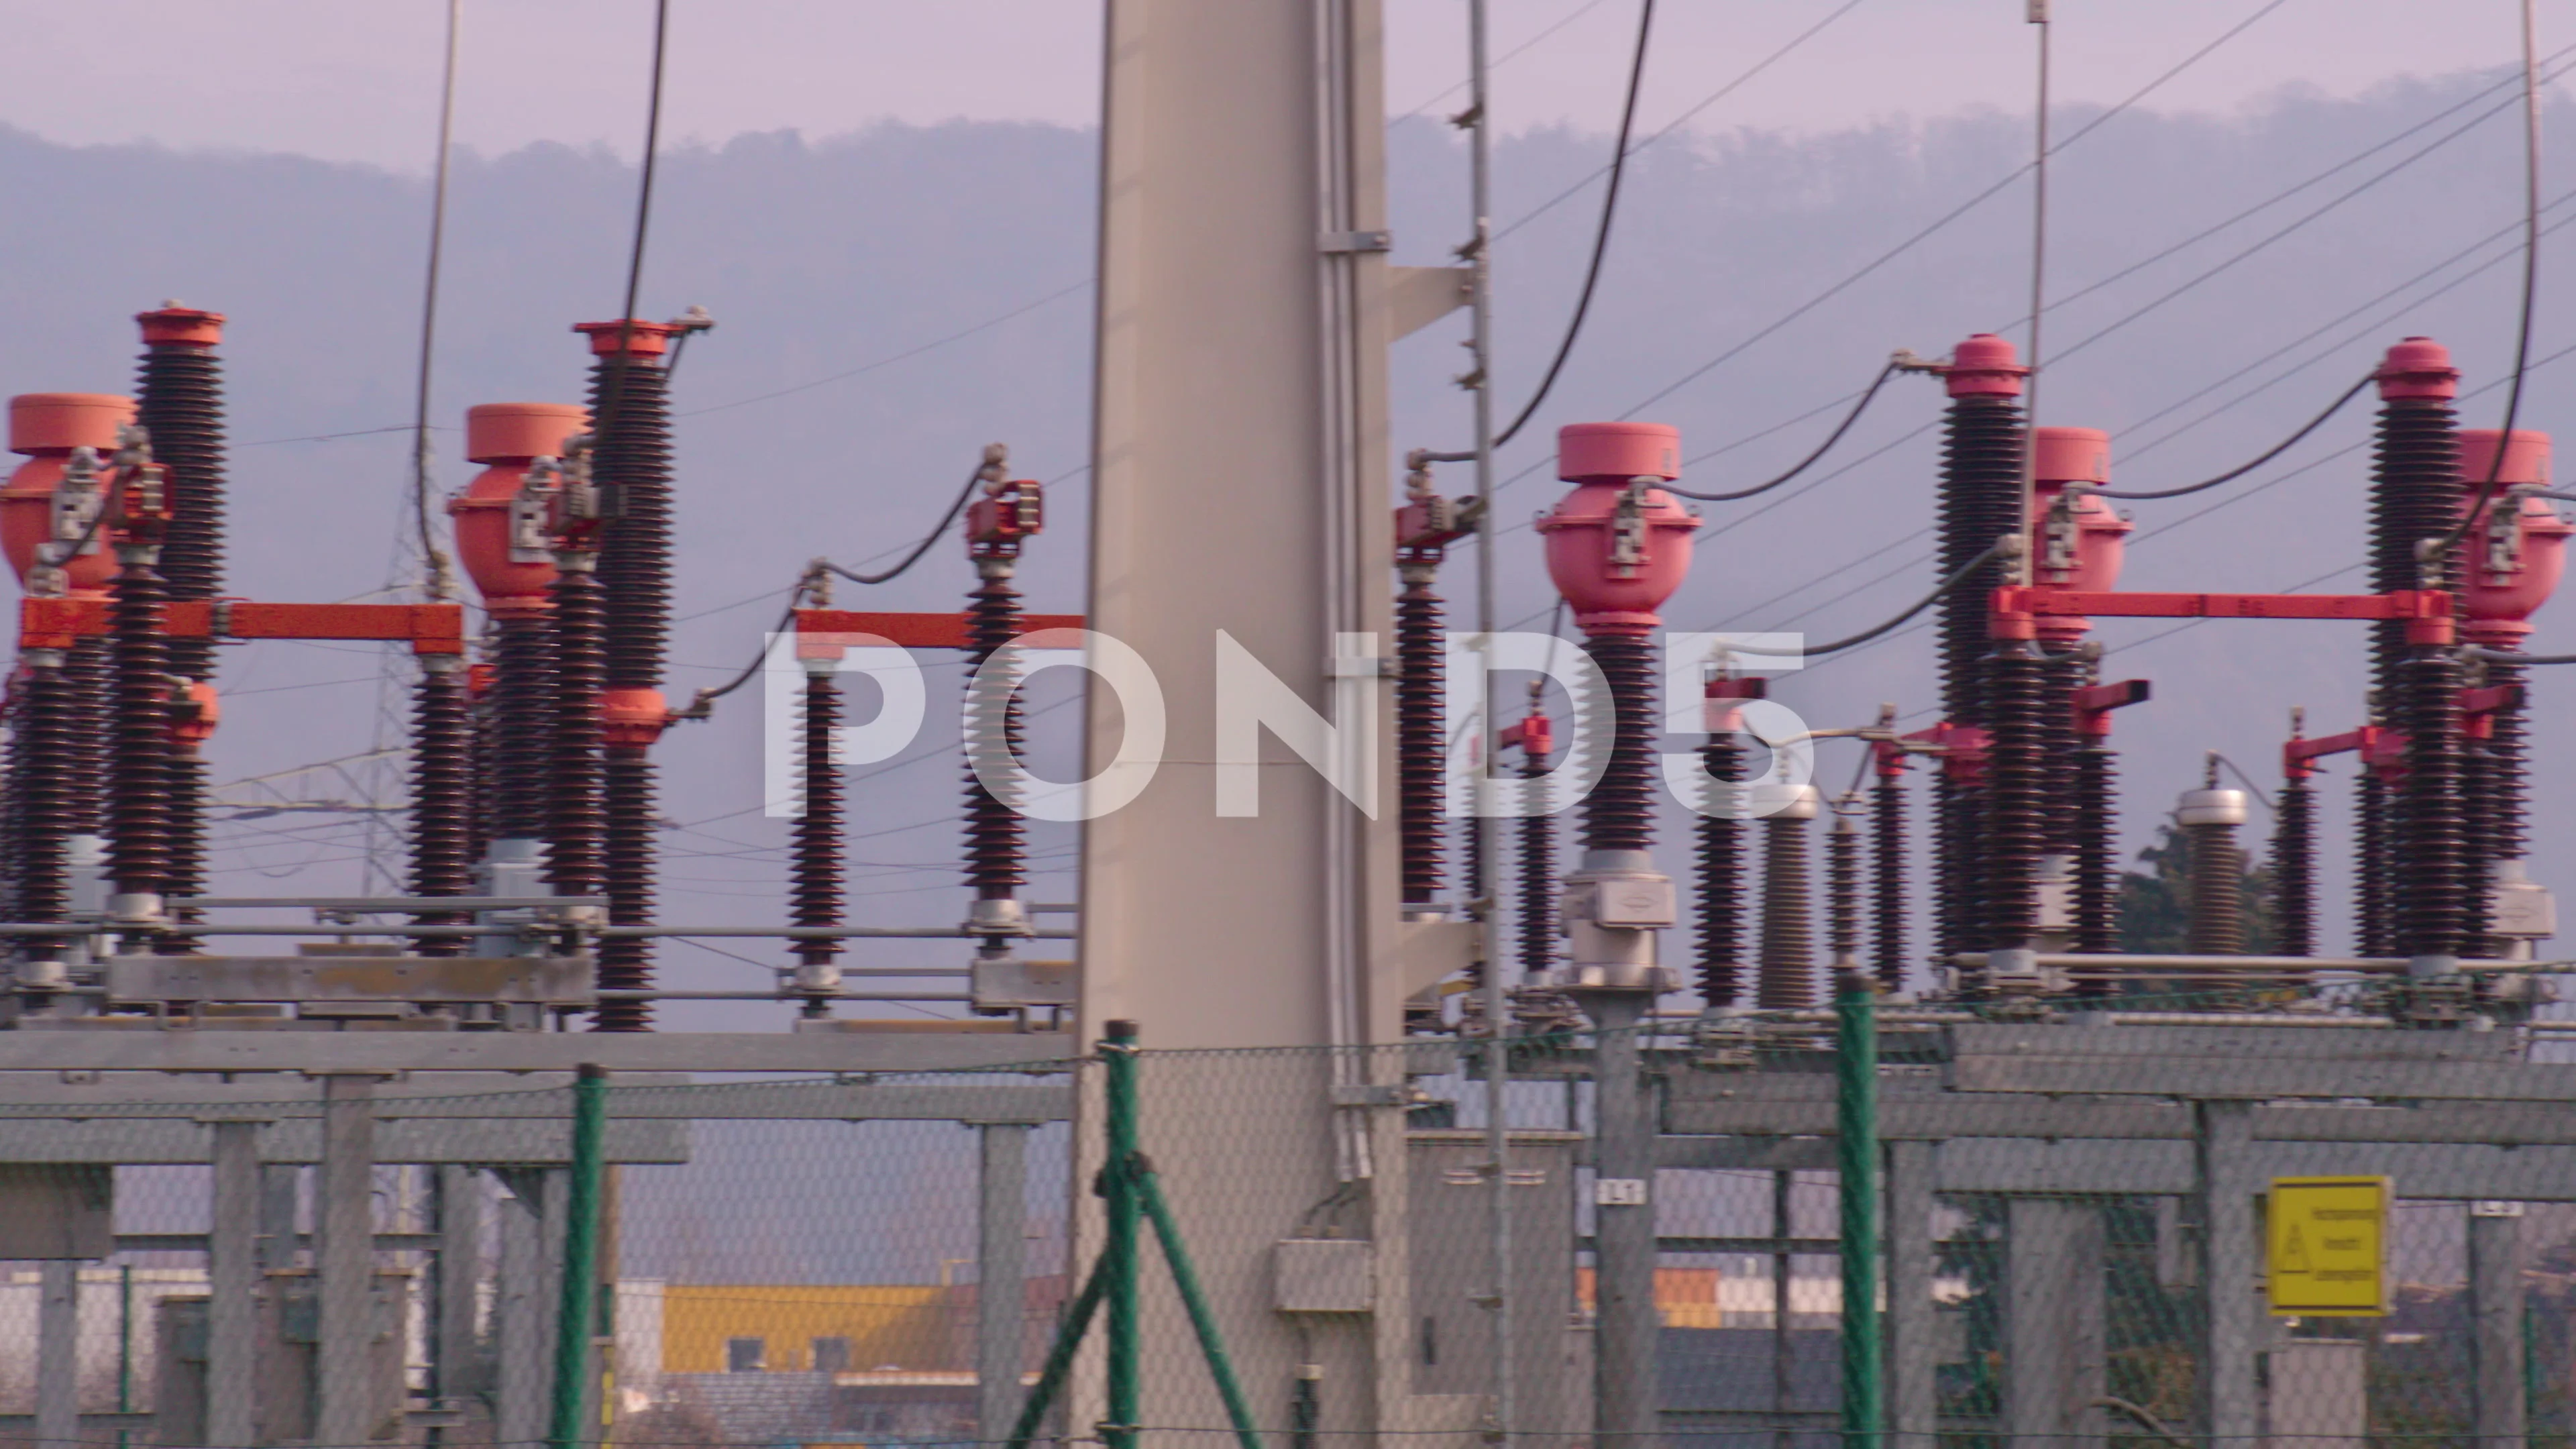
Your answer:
1722;540;2007;658
593;0;673;445
407;0;462;603
817;460;987;587
1489;0;1655;449
2466;645;2576;665
1663;359;1901;501
2434;0;2545;569
2091;373;2374;500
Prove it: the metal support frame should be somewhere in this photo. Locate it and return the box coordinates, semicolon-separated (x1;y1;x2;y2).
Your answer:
2004;1197;2105;1449
316;1073;384;1448
37;1258;77;1449
977;1121;1034;1435
435;1165;485;1415
2470;1201;2527;1447
1580;992;1657;1444
2196;1099;2258;1446
496;1167;565;1448
207;1120;260;1447
1886;1139;1937;1449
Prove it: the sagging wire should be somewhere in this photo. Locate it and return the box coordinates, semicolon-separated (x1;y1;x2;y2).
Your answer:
1662;354;1937;502
2090;374;2374;500
407;0;462;604
679;447;1010;718
1489;0;1655;449
2429;0;2545;574
1723;537;2013;658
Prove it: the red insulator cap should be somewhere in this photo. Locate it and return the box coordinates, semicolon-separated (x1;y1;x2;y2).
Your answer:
168;680;221;751
2031;426;2109;483
2457;428;2569;642
1558;421;1680;482
574;319;678;359
601;687;672;748
9;394;133;455
466;402;590;464
136;305;225;349
1540;422;1700;635
2376;336;2459;402
2460;427;2550;487
1947;333;2028;398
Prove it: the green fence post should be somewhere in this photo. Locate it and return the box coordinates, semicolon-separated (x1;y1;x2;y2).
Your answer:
547;1063;608;1449
1104;1020;1142;1449
1836;971;1883;1449
1139;1171;1263;1449
1008;1255;1110;1449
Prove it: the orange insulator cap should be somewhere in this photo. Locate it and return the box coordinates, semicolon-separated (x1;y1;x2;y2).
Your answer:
137;305;225;348
574;319;678;359
169;680;221;751
466;402;590;464
601;687;671;748
10;394;134;455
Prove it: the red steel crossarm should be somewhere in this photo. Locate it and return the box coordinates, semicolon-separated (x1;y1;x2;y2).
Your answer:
792;608;1084;651
19;597;466;655
1992;586;2455;643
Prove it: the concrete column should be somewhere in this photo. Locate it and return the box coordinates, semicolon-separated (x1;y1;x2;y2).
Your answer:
2471;1202;2528;1448
497;1169;564;1447
436;1166;486;1409
208;1120;262;1447
316;1074;382;1447
258;1163;300;1270
2196;1100;2258;1446
2006;1197;2106;1449
1886;1140;1937;1449
1580;990;1658;1444
976;1123;1033;1436
37;1258;78;1449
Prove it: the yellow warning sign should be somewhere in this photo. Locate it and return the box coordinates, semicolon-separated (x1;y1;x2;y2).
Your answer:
2267;1176;2389;1316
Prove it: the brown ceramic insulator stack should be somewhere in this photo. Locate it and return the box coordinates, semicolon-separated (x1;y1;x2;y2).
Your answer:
1394;565;1445;906
2396;647;2468;963
135;310;226;682
1517;747;1556;982
1870;761;1906;991
493;618;556;842
1694;733;1746;1006
1826;811;1860;968
586;328;679;1032
2272;773;2316;958
1756;789;1817;1010
963;572;1029;902
0;688;23;922
1933;345;2025;981
1580;635;1656;853
1978;647;2045;953
2182;815;2245;955
1929;773;1966;977
64;641;111;837
136;309;225;943
792;673;845;990
590;351;674;692
2040;652;2086;857
409;662;476;957
599;751;657;1029
108;552;172;905
545;561;608;902
466;661;495;865
2071;742;2121;959
160;746;207;953
12;663;77;958
2355;769;2393;957
2473;657;2530;957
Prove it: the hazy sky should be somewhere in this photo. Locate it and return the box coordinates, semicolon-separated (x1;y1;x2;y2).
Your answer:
0;0;2554;169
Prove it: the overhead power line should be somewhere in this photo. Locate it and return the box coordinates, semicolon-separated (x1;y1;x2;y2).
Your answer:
1491;0;1656;448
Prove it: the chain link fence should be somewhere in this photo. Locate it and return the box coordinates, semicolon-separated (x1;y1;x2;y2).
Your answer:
0;987;2566;1446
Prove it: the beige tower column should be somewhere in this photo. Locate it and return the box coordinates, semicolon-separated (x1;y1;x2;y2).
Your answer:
1075;0;1438;1436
